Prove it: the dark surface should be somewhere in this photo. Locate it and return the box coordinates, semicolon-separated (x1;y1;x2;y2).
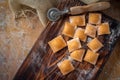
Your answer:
102;0;120;21
14;0;120;80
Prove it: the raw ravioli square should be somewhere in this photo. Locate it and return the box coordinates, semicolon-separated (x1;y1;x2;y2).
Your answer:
84;49;99;65
69;15;86;26
85;24;97;38
62;22;76;37
87;38;103;52
74;28;87;42
57;59;75;75
48;35;67;53
70;49;85;62
98;22;110;35
67;38;81;52
89;13;101;24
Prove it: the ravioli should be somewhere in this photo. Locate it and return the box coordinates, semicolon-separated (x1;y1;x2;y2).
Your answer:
48;35;67;53
85;24;97;38
89;13;101;24
69;15;86;26
57;59;75;75
84;49;99;65
48;12;109;71
67;38;81;52
98;22;110;35
87;38;103;52
74;28;87;42
70;49;85;62
62;22;76;37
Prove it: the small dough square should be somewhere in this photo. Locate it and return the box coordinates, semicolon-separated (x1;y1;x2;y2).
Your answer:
98;22;110;35
67;38;81;52
69;15;86;26
57;59;75;75
62;22;76;37
84;49;99;65
74;28;87;42
48;35;66;53
70;49;85;62
89;13;101;24
87;38;103;52
85;24;97;38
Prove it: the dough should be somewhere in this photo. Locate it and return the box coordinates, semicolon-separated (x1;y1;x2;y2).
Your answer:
89;13;101;24
70;49;85;62
57;59;75;75
85;24;97;38
84;49;99;65
69;15;86;26
62;22;76;38
87;38;103;52
48;35;67;53
67;38;81;52
98;22;110;35
74;28;87;42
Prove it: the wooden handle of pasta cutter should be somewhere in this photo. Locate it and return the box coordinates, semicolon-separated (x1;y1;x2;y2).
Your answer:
70;2;110;15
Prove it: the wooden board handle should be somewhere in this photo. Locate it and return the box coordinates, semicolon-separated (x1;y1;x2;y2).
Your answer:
70;2;110;15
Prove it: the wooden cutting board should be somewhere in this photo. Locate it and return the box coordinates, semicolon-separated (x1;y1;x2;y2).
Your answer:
14;0;120;80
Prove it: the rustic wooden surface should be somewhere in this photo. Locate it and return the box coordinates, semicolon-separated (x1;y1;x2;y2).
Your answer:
0;0;120;80
0;0;44;80
13;0;120;80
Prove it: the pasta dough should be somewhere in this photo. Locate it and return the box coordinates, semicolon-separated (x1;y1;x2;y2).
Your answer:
88;13;101;24
67;38;81;52
98;22;110;35
48;35;66;53
69;15;86;26
87;38;103;52
84;49;99;65
74;28;87;42
70;49;85;62
85;24;97;38
57;59;75;75
62;22;76;38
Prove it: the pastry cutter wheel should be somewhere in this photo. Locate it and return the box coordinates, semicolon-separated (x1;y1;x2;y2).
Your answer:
47;2;110;21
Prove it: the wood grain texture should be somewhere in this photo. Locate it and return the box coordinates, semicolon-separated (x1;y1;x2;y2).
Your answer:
13;0;120;80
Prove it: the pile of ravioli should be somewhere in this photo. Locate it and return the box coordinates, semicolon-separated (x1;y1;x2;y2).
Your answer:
48;13;110;75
